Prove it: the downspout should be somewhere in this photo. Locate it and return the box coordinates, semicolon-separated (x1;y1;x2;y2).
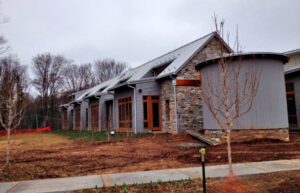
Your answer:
170;75;179;134
95;95;101;131
128;84;137;134
107;90;116;132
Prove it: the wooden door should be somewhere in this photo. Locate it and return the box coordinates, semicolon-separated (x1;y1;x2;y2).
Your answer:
143;96;161;131
63;111;68;129
286;83;298;127
91;104;99;131
75;108;80;130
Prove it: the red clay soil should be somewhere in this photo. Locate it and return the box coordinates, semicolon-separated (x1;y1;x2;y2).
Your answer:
75;170;300;193
1;132;300;182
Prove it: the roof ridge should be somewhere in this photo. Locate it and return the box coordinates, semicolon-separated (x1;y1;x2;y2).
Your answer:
129;31;217;71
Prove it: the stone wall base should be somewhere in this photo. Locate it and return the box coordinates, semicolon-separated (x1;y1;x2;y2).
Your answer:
204;128;289;143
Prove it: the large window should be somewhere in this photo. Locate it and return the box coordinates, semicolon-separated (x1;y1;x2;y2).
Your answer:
118;97;132;129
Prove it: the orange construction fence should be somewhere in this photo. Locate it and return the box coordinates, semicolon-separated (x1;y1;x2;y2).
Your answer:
0;127;51;136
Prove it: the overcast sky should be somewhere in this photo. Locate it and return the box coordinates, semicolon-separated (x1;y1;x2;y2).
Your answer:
2;0;300;68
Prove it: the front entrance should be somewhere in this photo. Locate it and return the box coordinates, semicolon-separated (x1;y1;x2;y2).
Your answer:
286;83;298;127
106;101;113;131
91;104;99;131
143;96;161;131
75;108;80;130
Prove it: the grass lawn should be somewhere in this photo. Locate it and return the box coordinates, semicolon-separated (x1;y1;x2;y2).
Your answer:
73;170;300;193
1;131;300;183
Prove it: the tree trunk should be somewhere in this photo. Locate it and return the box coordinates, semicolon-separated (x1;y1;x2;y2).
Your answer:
227;126;233;174
6;129;10;166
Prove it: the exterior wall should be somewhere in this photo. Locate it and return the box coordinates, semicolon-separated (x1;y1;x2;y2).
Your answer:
135;80;161;133
80;100;89;130
164;37;229;133
284;52;300;70
201;58;289;132
160;79;176;133
204;128;289;143
285;73;300;130
113;87;134;132
99;94;114;130
67;105;73;130
73;104;80;130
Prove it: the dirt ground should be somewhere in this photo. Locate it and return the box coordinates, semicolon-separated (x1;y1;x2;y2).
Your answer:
74;170;300;193
1;132;300;182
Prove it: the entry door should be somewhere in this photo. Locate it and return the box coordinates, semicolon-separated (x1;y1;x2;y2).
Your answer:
106;101;113;131
286;83;298;127
143;96;161;131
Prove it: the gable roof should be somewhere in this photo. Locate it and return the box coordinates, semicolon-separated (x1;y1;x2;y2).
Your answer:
65;31;232;104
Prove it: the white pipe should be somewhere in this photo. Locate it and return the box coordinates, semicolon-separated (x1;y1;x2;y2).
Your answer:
128;84;137;134
171;77;179;134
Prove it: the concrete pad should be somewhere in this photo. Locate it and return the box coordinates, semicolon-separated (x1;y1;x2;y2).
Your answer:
14;175;103;193
0;182;19;193
109;169;190;185
179;164;267;179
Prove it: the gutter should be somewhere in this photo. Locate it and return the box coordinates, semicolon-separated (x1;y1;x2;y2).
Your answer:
170;75;179;134
128;84;137;134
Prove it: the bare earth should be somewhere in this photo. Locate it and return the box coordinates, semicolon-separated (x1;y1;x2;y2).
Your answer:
1;132;300;182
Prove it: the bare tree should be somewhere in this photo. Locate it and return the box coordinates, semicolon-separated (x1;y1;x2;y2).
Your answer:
201;15;260;173
32;53;69;127
0;56;28;165
63;63;95;92
93;59;127;83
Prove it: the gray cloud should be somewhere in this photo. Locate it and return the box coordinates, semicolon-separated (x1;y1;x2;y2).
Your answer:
2;0;300;69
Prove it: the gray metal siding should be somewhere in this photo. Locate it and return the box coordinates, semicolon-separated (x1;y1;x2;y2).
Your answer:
99;94;113;130
201;58;289;130
135;81;162;133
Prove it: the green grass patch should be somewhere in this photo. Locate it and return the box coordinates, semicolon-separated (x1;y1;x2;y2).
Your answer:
49;130;150;141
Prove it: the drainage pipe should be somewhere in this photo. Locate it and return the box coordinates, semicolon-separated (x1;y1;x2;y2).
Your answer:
171;75;179;134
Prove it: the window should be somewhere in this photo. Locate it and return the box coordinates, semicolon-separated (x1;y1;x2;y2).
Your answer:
118;97;132;129
166;100;170;121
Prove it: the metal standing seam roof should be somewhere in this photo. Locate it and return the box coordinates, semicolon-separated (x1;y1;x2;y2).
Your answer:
284;48;300;55
285;66;300;75
66;31;230;104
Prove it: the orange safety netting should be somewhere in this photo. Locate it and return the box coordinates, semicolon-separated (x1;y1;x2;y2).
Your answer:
0;127;51;136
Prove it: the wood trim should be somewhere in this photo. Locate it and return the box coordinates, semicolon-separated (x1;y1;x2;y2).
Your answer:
176;80;201;87
118;97;132;130
143;96;161;131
